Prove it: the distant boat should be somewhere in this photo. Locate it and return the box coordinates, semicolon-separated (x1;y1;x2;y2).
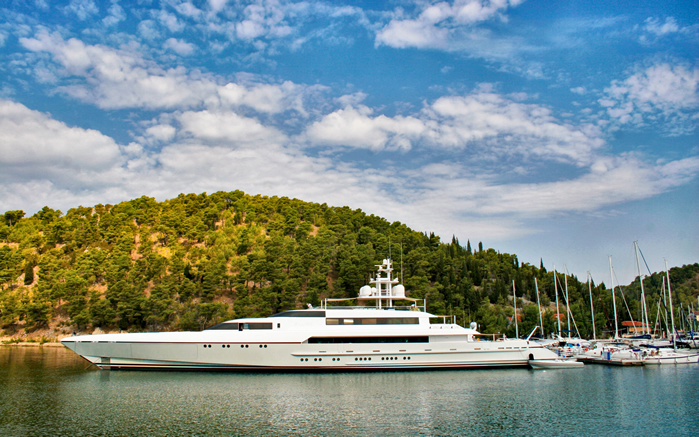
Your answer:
529;359;584;369
641;346;699;365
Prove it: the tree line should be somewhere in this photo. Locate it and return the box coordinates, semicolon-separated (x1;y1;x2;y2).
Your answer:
1;191;697;339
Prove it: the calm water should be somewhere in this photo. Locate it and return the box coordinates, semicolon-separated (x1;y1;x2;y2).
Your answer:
1;347;697;436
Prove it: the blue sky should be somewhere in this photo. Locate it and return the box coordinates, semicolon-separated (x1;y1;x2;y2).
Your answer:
1;0;697;285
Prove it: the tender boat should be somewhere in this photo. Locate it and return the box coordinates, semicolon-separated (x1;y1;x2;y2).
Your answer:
529;359;584;369
62;259;561;371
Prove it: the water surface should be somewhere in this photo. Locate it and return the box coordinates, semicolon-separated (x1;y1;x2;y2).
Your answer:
1;347;697;436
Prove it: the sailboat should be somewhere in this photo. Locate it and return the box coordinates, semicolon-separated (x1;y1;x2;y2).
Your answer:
641;260;699;365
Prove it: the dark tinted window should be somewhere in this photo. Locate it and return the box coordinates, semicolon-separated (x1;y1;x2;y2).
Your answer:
205;322;273;330
325;318;419;325
308;336;428;344
205;322;239;330
245;323;273;330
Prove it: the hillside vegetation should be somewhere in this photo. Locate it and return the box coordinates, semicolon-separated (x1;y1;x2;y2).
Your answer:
1;191;697;341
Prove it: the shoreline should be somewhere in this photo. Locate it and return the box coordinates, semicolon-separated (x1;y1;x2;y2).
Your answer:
0;342;65;347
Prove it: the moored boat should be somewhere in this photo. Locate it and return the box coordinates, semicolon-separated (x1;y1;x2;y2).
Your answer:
62;259;561;371
529;359;584;369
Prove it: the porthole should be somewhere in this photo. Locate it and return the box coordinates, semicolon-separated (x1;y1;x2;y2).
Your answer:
264;345;267;348
300;358;304;362
240;345;244;348
305;358;308;362
259;345;263;348
222;345;225;348
227;345;230;348
319;358;322;361
203;345;206;348
314;358;317;361
355;358;358;361
245;344;249;348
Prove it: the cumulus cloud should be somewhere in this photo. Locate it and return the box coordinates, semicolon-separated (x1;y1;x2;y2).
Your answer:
164;38;196;55
176;110;287;147
64;0;99;21
376;0;524;49
305;105;426;151
600;63;699;135
642;17;680;37
19;31;318;114
425;93;604;165
304;92;605;166
0;99;121;174
102;2;126;27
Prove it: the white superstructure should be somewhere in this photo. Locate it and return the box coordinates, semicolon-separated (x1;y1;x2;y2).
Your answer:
62;259;560;370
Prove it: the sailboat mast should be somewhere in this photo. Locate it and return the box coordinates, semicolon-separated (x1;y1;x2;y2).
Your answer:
535;277;544;337
564;265;570;339
512;280;518;338
554;264;561;337
661;277;670;339
587;272;596;340
665;260;676;349
633;241;649;335
609;256;619;340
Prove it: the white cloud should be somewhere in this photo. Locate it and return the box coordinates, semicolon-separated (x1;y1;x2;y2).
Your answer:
144;124;176;144
217;81;309;114
138;20;160;40
164;38;196;56
209;0;229;14
305;105;426;151
155;10;185;33
425;93;605;165
376;0;524;49
472;155;699;215
601;63;699;134
19;31;318;114
0;99;121;173
643;17;680;37
102;2;126;27
176;110;287;147
65;0;99;21
305;92;605;165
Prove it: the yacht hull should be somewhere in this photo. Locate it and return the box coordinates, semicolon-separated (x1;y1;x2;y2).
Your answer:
62;337;555;371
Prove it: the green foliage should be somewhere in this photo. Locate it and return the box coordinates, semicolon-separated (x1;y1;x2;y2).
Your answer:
1;192;696;339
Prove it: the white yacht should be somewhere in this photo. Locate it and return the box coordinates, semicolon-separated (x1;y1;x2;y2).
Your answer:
62;259;560;371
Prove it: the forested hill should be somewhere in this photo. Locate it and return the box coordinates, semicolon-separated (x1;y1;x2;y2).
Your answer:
1;191;698;341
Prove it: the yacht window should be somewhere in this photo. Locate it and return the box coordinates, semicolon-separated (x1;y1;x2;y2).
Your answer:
325;318;419;325
205;322;239;330
308;336;429;344
243;323;273;330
